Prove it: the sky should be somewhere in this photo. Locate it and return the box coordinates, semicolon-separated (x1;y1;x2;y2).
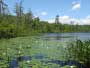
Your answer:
4;0;90;25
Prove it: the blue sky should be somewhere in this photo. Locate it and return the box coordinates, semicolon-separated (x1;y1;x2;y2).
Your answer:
4;0;90;24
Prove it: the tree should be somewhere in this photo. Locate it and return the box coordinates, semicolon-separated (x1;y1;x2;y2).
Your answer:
25;10;33;24
55;15;59;24
15;0;24;25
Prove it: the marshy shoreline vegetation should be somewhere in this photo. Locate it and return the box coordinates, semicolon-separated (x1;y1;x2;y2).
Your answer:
0;0;90;68
65;40;90;68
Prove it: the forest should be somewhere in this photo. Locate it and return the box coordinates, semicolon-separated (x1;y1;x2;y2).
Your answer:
0;0;90;39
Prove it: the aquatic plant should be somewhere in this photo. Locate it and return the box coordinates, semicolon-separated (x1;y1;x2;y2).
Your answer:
66;40;90;68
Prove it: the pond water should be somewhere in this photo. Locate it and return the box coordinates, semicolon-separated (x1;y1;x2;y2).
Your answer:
1;33;90;68
41;33;90;41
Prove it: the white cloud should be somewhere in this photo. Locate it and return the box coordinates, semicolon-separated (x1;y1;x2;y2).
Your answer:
81;16;90;25
86;15;90;19
59;16;70;24
47;15;72;24
60;16;69;19
59;16;81;25
72;2;81;10
34;15;38;18
47;19;55;23
34;11;47;17
47;15;76;24
47;15;90;25
41;12;47;16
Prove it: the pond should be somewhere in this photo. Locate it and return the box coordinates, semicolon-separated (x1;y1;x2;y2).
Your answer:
1;33;90;68
41;33;90;41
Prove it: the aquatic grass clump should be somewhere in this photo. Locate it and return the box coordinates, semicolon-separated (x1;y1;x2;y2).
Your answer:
66;40;90;68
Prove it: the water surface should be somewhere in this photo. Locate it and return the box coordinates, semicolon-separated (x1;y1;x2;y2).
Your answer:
1;33;90;68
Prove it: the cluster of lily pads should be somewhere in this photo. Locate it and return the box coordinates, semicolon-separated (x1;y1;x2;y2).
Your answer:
0;36;77;68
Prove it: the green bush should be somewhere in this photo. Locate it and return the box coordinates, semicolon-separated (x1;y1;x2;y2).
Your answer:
66;40;90;68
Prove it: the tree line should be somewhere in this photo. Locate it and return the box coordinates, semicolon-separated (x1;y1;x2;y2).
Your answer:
0;1;90;39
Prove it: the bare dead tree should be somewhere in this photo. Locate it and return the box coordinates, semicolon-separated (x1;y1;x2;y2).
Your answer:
15;0;23;17
15;0;24;25
0;0;8;15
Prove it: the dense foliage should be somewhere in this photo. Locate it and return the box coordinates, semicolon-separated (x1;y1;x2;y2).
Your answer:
0;14;90;39
0;1;90;39
66;40;90;68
